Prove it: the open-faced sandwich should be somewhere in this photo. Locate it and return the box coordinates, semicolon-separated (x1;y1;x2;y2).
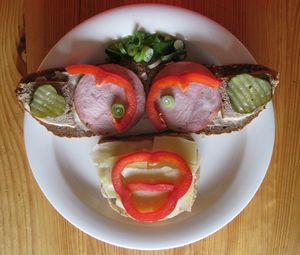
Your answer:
91;134;199;222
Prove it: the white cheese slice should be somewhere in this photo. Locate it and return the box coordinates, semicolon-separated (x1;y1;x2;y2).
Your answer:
152;136;199;167
91;139;153;167
122;166;180;179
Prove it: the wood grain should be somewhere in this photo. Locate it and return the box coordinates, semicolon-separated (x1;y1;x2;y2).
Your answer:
1;0;300;254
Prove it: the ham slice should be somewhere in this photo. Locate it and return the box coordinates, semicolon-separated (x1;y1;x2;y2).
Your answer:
74;64;145;135
151;62;221;132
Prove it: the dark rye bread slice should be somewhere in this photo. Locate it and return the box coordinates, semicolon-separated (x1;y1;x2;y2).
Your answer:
94;134;199;221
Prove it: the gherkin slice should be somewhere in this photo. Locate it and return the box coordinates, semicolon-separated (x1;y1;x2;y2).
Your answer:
227;74;272;114
30;84;66;118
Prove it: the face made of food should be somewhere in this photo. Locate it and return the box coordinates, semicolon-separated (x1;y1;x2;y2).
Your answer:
91;135;200;221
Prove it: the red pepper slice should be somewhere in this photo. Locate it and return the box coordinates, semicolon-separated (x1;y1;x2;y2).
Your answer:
127;183;174;192
66;64;137;132
112;151;192;222
146;72;221;130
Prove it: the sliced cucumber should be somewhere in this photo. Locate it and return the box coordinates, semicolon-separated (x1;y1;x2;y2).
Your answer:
30;84;66;118
227;74;272;113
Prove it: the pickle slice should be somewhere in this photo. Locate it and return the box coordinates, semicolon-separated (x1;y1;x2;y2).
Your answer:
30;85;66;118
227;74;272;113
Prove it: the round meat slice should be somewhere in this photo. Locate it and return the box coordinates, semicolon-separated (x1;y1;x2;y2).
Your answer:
74;64;145;135
147;61;221;132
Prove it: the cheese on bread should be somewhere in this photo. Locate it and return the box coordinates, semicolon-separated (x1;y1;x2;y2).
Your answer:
90;135;200;220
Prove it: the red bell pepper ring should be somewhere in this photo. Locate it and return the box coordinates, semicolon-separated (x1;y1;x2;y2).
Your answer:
66;64;137;132
146;72;221;130
112;151;192;222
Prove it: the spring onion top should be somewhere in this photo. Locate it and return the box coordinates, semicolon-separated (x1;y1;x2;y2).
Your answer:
160;95;175;108
105;30;186;64
111;103;125;118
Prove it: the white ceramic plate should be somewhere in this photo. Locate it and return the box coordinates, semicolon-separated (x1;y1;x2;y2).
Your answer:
24;4;275;250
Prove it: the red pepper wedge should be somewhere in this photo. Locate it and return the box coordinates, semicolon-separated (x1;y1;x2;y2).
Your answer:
112;151;192;222
66;64;137;132
146;72;221;130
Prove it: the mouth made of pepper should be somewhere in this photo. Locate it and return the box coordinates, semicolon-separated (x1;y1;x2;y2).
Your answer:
121;162;182;213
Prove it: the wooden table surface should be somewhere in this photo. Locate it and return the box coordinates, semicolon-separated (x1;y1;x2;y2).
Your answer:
1;0;299;254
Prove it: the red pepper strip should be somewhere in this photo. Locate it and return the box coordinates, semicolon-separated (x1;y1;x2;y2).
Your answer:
146;72;221;130
112;151;192;222
127;183;174;192
65;64;137;132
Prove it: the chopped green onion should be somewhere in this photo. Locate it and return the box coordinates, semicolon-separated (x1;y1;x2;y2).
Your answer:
161;49;186;62
141;46;154;62
126;44;137;57
174;39;184;50
105;30;186;64
160;95;175;108
105;48;122;60
111;103;125;118
132;31;146;47
148;59;162;69
132;37;141;47
153;40;174;55
118;42;127;55
133;51;144;62
143;34;160;46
